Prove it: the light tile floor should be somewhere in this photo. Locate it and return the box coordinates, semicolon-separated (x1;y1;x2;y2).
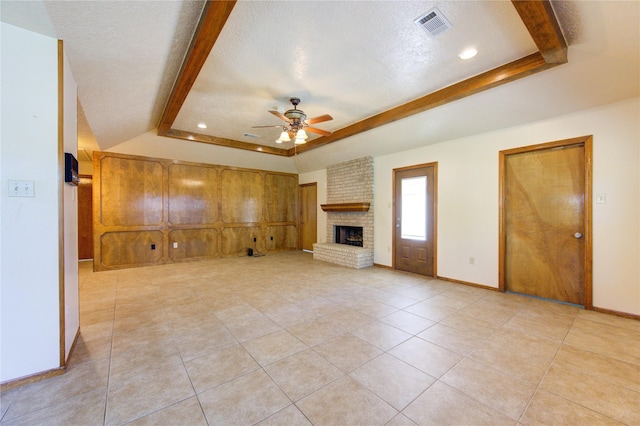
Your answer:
1;251;639;425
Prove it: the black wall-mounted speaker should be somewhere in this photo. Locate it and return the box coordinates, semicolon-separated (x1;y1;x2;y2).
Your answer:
64;152;79;186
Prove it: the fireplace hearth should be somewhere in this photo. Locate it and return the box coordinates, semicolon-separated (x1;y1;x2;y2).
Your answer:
335;225;364;247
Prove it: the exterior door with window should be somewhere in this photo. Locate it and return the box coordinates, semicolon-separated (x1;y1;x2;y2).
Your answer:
394;164;436;276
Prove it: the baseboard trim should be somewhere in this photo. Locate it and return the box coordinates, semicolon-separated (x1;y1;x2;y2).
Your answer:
65;327;81;366
436;276;500;292
373;263;393;270
0;367;65;391
592;306;640;321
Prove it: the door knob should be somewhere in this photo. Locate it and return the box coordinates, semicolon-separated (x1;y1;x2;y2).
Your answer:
574;232;583;239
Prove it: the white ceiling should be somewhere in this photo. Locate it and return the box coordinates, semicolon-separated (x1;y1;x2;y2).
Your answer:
173;1;537;147
1;1;638;173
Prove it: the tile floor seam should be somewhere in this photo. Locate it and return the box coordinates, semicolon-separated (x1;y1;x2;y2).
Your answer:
119;395;198;426
6;253;638;425
348;352;436;412
400;378;518;425
0;387;22;423
404;310;547;422
101;279;119;426
513;335;567;426
532;386;626;425
538;339;640;425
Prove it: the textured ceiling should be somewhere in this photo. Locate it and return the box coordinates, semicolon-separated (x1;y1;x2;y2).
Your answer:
45;1;205;151
1;1;638;172
173;1;536;148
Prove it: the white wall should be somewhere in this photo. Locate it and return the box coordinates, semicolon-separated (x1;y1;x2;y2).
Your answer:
374;97;639;315
1;23;62;381
62;47;80;360
299;169;328;244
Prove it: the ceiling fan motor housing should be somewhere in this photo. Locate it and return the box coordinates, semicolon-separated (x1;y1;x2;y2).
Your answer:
253;97;332;140
284;98;306;122
284;110;306;121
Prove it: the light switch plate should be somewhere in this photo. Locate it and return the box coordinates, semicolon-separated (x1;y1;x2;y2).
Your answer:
8;180;34;197
596;193;606;204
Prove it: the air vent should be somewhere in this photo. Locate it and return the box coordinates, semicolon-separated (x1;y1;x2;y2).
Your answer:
243;133;260;138
414;7;453;37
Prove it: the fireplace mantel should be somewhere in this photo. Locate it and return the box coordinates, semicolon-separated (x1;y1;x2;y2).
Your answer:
321;202;370;212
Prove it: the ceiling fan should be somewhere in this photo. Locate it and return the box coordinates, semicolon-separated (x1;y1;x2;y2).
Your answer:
252;97;333;144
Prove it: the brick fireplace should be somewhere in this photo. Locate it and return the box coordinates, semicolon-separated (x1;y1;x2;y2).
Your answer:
313;156;374;268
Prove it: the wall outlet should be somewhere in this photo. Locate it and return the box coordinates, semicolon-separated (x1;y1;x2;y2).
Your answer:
469;257;475;265
173;242;178;248
151;244;156;250
253;237;257;242
270;236;273;240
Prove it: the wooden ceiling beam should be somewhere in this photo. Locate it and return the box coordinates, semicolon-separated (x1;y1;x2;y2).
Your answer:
290;0;567;156
511;0;567;64
165;129;289;156
161;0;567;157
290;53;552;155
157;1;236;135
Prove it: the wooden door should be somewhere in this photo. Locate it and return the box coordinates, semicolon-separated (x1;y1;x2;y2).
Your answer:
501;137;592;306
394;164;436;276
299;183;317;251
78;175;93;259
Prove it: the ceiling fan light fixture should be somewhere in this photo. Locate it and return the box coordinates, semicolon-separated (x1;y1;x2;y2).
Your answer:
296;129;308;140
253;98;333;144
279;130;291;142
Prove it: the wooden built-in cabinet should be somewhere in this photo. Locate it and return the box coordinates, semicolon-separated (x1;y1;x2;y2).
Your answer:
93;151;298;271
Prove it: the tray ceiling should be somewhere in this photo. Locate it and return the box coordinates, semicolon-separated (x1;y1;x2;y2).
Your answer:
1;1;638;165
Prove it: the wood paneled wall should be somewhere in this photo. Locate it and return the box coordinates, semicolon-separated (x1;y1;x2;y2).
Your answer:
93;151;298;271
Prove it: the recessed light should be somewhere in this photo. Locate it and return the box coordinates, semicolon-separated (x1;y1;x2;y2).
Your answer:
458;48;477;60
197;123;207;129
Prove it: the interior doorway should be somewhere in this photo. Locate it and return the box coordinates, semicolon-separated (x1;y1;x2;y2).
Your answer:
499;136;592;307
299;182;317;252
78;174;93;260
393;163;437;276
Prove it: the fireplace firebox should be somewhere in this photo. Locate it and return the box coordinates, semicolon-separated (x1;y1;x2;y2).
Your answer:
334;225;364;247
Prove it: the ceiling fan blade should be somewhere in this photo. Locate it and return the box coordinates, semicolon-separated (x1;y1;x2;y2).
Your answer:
269;110;291;122
306;114;333;125
251;125;282;128
305;126;332;136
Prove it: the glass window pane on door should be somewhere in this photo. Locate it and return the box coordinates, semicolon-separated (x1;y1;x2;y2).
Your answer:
401;176;427;241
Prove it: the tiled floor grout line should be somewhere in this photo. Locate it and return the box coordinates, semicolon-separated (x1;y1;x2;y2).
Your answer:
101;278;119;426
5;254;638;425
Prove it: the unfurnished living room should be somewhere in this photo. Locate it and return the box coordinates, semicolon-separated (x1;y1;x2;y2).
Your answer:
1;1;638;425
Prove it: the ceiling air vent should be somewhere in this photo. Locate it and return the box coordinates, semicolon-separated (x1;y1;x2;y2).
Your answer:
243;133;260;138
414;7;453;37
